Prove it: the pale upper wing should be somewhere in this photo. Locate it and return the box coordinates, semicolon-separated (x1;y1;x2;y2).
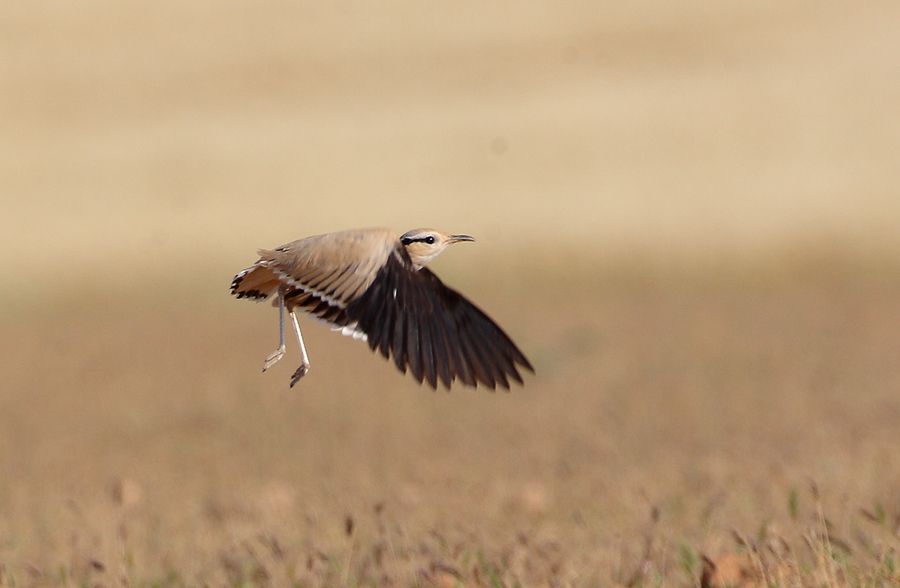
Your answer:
344;252;534;390
258;228;396;309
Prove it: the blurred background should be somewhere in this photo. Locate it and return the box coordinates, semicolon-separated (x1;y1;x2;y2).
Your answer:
1;1;899;585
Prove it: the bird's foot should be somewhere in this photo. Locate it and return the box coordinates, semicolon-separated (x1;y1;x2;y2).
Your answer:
290;364;310;387
262;346;286;372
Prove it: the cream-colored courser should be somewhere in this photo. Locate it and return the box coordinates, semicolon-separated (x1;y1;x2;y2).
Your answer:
231;228;533;389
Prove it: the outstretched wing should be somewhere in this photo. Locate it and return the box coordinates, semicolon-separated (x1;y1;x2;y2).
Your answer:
345;252;533;390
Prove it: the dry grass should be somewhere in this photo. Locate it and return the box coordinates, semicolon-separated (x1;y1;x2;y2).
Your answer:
2;1;900;586
1;257;899;586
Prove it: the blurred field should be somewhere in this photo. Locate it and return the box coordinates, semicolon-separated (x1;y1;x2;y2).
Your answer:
2;1;900;586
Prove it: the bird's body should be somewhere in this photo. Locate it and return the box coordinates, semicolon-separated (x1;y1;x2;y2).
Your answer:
231;227;533;389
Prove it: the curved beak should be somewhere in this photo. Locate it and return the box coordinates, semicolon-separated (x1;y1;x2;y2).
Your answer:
448;234;475;244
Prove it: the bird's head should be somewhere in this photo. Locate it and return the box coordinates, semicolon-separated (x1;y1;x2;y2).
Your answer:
399;228;475;269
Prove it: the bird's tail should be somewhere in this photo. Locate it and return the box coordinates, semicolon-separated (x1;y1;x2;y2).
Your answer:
230;262;280;301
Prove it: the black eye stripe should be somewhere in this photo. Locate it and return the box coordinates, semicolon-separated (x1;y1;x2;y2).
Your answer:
402;236;436;245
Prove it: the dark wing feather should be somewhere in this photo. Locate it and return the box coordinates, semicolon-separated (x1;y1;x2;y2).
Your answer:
419;315;437;388
345;251;533;390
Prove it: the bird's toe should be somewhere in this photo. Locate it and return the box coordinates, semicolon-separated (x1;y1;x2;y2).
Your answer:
262;347;286;372
289;364;310;387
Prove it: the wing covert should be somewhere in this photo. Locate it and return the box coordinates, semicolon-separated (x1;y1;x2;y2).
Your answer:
258;228;396;309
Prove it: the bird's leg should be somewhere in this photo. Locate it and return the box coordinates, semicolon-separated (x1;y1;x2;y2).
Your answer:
289;310;311;387
262;292;287;372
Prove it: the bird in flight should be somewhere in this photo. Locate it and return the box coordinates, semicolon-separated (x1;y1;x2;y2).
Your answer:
230;228;533;389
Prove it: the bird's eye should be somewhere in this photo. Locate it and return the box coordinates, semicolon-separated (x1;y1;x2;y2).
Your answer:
424;236;435;244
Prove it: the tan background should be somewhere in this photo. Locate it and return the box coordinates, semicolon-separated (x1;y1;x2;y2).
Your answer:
3;1;900;283
1;1;899;585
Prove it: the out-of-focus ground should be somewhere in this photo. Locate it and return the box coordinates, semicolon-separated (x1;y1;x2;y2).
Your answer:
1;1;899;586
